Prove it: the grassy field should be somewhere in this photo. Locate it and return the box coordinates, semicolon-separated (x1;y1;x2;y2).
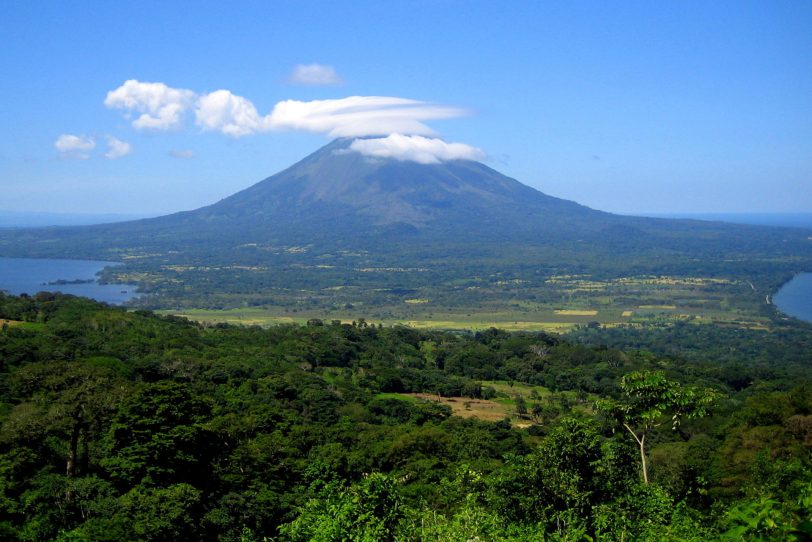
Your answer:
156;273;773;332
162;305;767;333
159;308;585;331
0;319;43;330
405;393;520;424
377;380;596;429
159;308;590;332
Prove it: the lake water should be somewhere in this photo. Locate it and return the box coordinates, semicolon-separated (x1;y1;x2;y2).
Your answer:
0;257;138;305
774;273;812;324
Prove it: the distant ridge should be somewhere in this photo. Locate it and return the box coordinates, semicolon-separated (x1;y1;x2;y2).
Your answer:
0;210;156;228
646;213;812;230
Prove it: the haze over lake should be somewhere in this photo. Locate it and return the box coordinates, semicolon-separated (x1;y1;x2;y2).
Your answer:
0;257;137;305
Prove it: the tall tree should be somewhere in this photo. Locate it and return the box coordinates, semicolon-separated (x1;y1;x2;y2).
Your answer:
600;371;718;485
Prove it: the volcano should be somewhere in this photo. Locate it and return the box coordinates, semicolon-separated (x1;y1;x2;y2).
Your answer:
0;138;810;307
114;137;614;248
191;138;599;231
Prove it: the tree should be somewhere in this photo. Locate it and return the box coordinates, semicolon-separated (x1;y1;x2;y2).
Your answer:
600;371;718;485
531;403;544;422
101;381;213;487
514;396;528;418
7;361;126;479
279;472;404;542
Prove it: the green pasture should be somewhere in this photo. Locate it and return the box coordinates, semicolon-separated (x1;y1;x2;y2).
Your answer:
161;304;768;333
155;272;773;331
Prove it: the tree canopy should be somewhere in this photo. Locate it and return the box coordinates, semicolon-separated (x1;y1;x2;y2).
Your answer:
0;292;810;541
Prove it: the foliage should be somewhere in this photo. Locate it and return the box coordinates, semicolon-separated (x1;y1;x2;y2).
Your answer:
599;371;718;484
0;293;809;540
280;473;404;542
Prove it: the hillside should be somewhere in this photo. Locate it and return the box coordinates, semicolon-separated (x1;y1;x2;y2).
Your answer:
0;292;810;541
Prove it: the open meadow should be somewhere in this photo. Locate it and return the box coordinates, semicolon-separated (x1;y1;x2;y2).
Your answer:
161;273;775;332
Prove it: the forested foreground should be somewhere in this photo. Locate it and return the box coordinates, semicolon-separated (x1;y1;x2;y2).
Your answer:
0;293;810;541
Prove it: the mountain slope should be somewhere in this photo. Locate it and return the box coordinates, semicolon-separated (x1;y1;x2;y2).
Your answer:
202;138;594;226
141;138;608;245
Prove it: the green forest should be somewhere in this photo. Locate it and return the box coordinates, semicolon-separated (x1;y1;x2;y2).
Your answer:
1;292;810;541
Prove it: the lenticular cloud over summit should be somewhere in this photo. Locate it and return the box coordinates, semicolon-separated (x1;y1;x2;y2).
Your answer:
348;134;485;164
266;96;467;138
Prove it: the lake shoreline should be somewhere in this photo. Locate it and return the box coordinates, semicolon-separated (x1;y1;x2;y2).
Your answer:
0;257;139;305
773;272;812;324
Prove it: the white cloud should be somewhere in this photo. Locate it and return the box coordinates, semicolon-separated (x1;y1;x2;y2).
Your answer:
348;134;485;165
266;96;468;137
289;63;343;86
54;134;96;159
105;80;195;131
169;149;195;159
104;136;132;159
194;93;469;138
195;90;270;137
104;80;474;140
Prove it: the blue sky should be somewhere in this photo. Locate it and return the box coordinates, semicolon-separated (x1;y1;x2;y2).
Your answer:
1;1;810;215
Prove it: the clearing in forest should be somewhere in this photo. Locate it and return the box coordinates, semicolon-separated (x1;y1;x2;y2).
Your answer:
405;393;524;425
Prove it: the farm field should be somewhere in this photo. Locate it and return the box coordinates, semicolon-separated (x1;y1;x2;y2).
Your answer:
400;393;516;424
0;318;42;330
377;380;595;428
161;308;585;332
160;273;774;332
